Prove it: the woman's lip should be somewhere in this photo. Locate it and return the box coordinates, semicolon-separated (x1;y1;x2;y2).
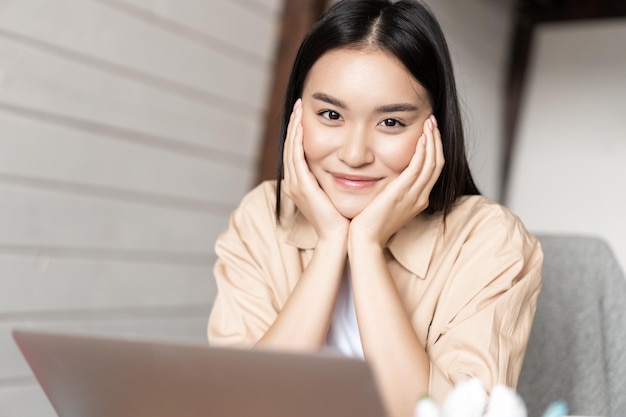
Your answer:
331;173;381;189
331;172;380;181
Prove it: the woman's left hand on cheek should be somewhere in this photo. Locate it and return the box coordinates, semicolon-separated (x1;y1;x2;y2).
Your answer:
350;115;444;246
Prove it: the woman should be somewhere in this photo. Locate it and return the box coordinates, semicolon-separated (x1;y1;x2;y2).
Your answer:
208;1;543;416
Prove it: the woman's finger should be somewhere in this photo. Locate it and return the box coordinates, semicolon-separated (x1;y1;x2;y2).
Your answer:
403;119;432;199
422;115;444;193
283;99;301;192
291;100;305;169
407;116;437;197
290;100;305;185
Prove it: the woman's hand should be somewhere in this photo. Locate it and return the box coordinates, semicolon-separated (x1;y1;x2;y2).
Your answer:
349;115;444;247
282;99;350;241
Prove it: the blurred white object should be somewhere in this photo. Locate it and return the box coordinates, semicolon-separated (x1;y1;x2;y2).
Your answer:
442;379;489;417
414;378;528;417
415;397;442;417
485;385;527;417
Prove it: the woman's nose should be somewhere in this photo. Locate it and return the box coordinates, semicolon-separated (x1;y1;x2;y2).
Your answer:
336;128;374;167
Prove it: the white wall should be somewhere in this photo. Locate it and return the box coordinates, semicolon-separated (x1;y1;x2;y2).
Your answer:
0;0;281;415
508;19;626;272
422;0;513;201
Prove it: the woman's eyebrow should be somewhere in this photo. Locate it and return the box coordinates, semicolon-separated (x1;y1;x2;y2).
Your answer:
311;93;419;113
311;92;347;109
375;103;419;113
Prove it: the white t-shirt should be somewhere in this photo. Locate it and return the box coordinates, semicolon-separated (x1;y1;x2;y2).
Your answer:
324;265;365;359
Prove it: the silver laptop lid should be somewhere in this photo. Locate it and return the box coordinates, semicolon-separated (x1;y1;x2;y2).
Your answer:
13;329;387;417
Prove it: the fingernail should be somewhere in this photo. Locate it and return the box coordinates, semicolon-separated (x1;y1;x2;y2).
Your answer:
432;115;438;127
428;119;433;129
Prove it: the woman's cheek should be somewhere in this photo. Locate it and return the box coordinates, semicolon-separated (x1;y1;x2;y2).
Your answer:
301;117;329;163
301;117;316;160
382;135;420;172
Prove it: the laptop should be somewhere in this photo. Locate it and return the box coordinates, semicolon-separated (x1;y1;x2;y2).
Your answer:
12;329;388;417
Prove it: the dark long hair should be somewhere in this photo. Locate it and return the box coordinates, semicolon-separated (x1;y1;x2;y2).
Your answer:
275;0;480;220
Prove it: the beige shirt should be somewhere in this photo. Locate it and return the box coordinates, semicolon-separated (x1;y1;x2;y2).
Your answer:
208;181;543;403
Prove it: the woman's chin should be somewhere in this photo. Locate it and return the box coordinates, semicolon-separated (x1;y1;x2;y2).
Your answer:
334;204;365;220
324;189;376;220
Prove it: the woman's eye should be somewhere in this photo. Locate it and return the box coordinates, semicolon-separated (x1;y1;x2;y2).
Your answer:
379;118;404;127
319;110;342;121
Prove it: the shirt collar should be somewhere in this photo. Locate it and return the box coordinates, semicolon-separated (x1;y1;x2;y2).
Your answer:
284;209;442;279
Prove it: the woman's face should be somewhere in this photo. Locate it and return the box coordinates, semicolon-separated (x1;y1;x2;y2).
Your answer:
300;48;433;219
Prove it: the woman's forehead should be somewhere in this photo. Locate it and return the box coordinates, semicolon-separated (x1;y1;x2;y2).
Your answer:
302;48;431;110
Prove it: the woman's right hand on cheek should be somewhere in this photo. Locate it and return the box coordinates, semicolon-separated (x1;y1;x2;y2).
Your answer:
282;99;349;241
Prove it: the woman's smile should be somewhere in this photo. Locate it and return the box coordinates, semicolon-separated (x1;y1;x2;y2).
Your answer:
331;172;382;190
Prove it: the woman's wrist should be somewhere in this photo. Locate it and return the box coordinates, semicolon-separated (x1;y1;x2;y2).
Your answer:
347;229;385;259
315;221;350;244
